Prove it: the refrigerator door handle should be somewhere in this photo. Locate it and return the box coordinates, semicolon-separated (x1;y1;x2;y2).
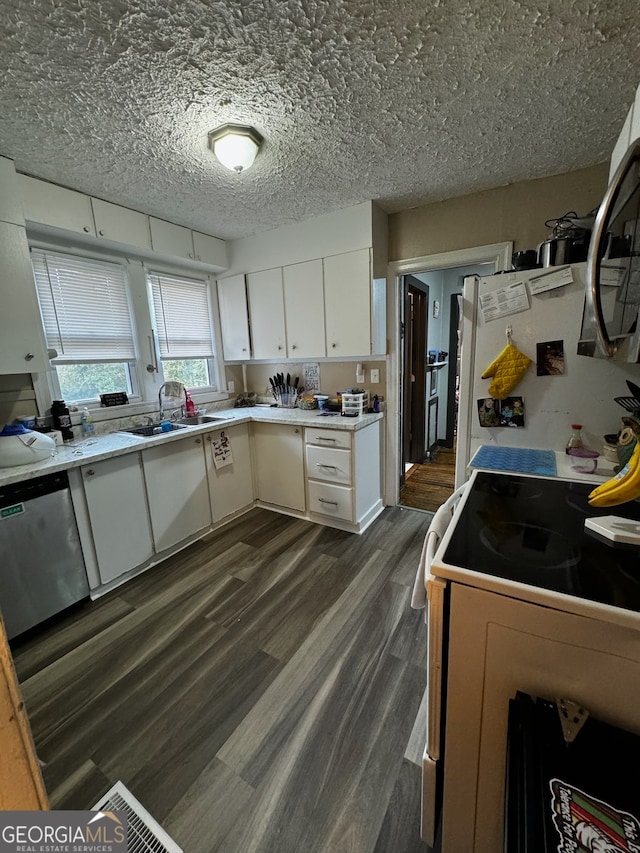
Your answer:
585;137;640;358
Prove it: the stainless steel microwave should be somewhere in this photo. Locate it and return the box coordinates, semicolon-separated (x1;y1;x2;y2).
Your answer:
581;138;640;361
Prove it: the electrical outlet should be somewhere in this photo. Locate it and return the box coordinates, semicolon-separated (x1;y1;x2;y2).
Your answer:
370;369;380;384
228;380;235;393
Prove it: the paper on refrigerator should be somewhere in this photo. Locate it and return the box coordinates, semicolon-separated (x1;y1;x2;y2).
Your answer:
479;282;529;323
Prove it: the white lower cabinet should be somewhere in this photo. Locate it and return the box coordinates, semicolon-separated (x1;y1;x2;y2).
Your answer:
80;455;153;585
142;435;212;553
253;422;306;512
205;423;254;523
305;420;382;532
0;221;49;374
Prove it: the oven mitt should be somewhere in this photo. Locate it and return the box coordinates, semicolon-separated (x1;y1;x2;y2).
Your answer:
481;342;532;399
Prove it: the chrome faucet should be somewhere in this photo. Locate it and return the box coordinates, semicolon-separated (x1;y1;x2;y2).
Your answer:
158;384;186;421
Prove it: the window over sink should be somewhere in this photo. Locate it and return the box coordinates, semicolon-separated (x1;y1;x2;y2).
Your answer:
32;248;139;403
147;269;217;390
31;246;224;410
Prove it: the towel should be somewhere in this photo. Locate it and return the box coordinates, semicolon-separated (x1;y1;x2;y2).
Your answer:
410;484;468;619
161;381;185;400
481;341;532;399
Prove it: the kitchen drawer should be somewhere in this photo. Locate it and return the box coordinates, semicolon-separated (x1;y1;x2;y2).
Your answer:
305;426;351;450
308;481;353;521
306;445;351;485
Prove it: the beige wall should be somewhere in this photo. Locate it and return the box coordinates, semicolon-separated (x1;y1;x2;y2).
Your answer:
225;360;386;402
389;163;609;262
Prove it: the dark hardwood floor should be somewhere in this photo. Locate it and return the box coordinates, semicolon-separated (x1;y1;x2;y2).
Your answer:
11;506;431;853
399;448;456;513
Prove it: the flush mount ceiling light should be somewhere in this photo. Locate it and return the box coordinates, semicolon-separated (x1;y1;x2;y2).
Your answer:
207;123;264;173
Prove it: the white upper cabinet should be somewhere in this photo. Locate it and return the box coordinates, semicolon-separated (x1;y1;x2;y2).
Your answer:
149;217;194;260
283;259;325;357
20;174;96;236
0;222;49;374
324;248;372;356
192;230;228;268
247;267;287;359
610;105;634;181
91;198;152;251
217;274;251;360
630;82;640;145
0;158;25;227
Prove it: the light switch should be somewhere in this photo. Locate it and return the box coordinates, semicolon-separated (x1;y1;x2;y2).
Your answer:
228;380;235;393
370;369;380;383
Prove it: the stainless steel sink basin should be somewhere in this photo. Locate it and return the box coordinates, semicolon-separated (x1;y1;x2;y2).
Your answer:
177;415;229;425
123;423;188;437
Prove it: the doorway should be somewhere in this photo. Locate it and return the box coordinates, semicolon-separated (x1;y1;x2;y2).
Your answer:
388;243;512;511
402;275;429;474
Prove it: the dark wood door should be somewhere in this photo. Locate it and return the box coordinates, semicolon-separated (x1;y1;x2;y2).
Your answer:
401;275;429;470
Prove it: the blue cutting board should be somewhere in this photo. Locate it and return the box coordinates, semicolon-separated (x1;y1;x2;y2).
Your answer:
470;445;557;477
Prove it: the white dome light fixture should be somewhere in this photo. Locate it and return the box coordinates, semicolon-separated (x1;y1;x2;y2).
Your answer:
208;123;264;173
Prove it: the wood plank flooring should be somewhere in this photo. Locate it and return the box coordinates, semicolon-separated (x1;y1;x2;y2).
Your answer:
399;448;456;513
11;506;432;853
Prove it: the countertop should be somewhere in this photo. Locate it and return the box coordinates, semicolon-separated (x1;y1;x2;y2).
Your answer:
0;406;384;487
469;445;618;484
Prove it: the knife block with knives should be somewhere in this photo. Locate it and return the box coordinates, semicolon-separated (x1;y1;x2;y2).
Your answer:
269;373;302;407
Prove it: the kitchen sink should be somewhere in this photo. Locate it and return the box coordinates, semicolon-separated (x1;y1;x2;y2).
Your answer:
122;423;189;437
177;415;229;425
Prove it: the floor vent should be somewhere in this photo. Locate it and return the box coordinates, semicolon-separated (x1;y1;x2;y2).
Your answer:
93;781;183;853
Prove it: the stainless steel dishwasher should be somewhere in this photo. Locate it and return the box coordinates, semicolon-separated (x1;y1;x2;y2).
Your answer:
0;470;89;639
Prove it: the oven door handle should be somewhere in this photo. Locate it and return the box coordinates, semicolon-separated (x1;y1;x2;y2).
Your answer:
427;576;447;761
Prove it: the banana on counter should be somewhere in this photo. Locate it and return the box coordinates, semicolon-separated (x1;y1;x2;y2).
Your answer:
588;443;640;507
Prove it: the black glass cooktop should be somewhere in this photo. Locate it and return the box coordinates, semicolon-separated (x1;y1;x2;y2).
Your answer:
443;471;640;612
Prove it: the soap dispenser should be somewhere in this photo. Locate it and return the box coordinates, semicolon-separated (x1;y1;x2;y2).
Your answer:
185;391;196;416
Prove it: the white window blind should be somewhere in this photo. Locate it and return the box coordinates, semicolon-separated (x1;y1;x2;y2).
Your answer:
32;249;136;363
148;271;215;358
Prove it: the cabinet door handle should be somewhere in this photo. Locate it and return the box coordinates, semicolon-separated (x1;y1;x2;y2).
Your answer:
318;497;339;506
206;435;212;442
331;343;337;348
291;344;297;350
316;463;337;469
195;438;202;444
85;469;95;477
295;428;299;434
83;225;90;233
98;229;105;236
24;352;34;361
278;345;283;350
315;436;336;442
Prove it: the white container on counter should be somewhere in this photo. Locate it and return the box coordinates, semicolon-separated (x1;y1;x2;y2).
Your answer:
0;424;56;467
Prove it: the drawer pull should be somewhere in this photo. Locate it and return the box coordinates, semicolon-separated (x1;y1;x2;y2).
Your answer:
318;497;339;506
315;436;336;442
316;463;337;469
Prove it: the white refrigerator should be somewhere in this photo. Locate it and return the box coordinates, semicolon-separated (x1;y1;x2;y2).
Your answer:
455;261;640;486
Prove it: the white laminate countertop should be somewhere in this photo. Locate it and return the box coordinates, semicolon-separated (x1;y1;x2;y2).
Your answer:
0;407;384;487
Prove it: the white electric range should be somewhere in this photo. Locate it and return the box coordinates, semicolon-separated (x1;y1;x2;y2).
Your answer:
418;467;640;852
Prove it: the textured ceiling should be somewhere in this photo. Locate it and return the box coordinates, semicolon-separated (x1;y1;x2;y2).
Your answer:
1;0;640;240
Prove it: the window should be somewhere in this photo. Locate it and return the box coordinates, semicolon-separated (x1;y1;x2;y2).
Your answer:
147;270;218;390
32;249;138;403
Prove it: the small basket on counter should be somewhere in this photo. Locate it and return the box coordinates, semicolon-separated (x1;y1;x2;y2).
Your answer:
341;391;369;417
296;394;318;410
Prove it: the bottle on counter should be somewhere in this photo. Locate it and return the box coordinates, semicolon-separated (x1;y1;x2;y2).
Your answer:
566;424;584;454
185;391;196;416
81;407;95;436
51;400;74;442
